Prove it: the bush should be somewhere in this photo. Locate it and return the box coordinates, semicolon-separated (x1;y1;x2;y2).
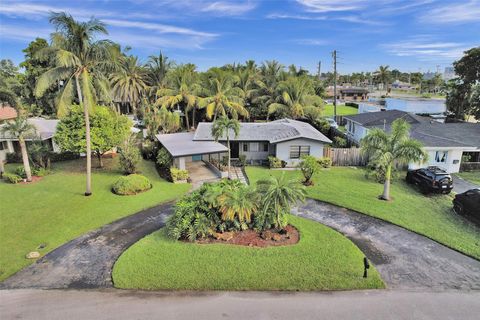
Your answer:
364;161;399;184
317;157;332;168
3;173;22;184
14;166;26;178
141;141;156;160
156;148;172;168
112;174;152;195
268;156;284;168
34;167;51;177
6;153;22;163
333;136;347;147
298;155;320;185
50;151;80;162
118;135;141;175
239;154;247;166
170;167;189;182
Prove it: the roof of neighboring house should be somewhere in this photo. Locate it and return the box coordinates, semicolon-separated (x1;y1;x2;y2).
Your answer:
339;87;369;94
156;132;228;157
0;118;59;141
344;109;427;127
0;106;18;121
193;119;332;144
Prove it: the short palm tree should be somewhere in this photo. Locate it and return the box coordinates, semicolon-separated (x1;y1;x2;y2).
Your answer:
361;119;427;200
218;184;258;223
1;117;36;182
375;65;391;94
35;12;112;196
256;173;306;229
211;117;240;178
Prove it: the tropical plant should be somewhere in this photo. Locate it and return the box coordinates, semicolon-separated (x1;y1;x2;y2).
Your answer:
112;174;152;195
35;12;113;195
156;147;172;168
1;116;35;182
146;52;174;100
375;65;391;94
118;134;141;174
361;118;427;200
211;117;240;178
256;173;306;229
144;106;180;137
298;155;320;185
218;184;258;223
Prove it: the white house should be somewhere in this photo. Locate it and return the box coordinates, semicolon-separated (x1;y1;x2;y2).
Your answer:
156;119;332;173
344;110;480;173
0;118;60;163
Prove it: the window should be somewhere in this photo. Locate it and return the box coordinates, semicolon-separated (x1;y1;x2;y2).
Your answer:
348;121;355;134
435;151;448;163
289;145;310;159
242;143;249;152
262;143;269;152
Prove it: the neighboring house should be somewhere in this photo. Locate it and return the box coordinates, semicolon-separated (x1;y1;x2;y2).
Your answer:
0;118;60;163
326;86;369;101
0;106;17;124
156;119;332;172
344;110;480;173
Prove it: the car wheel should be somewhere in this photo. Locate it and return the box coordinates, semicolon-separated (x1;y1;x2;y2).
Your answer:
453;202;463;215
420;183;430;195
406;175;413;184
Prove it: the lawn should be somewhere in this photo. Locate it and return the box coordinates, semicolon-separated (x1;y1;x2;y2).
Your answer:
322;104;358;117
246;167;480;260
455;171;480;186
113;215;384;291
0;158;190;282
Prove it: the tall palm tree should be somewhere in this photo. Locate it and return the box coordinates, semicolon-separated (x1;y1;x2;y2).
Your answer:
1;117;36;182
110;55;148;115
361;119;427;200
200;69;248;121
35;12;112;196
256;173;306;230
268;77;323;119
211;117;240;178
218;184;258;223
375;65;391;94
146;52;174;101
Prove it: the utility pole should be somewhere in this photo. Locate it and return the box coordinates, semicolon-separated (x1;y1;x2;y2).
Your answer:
333;50;337;118
317;61;321;80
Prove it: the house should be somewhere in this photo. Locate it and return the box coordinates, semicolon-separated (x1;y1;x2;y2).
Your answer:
0;118;60;163
0;106;17;124
156;119;332;173
344;110;480;173
326;86;369;101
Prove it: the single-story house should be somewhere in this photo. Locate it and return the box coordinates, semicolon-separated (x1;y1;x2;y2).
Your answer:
0;106;17;124
0;118;60;163
327;86;369;101
156;119;332;172
344;110;480;173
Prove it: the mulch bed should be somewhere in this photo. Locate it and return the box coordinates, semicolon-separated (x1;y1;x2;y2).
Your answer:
196;225;299;248
18;176;43;184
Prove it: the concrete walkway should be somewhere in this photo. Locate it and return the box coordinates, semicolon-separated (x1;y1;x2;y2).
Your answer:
1;289;480;320
0;202;175;289
187;161;220;189
292;199;480;290
453;175;479;194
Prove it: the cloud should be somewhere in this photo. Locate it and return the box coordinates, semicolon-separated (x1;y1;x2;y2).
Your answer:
383;37;471;61
295;39;329;46
0;24;51;42
201;1;257;15
267;12;383;25
266;13;327;20
419;1;480;24
296;0;367;13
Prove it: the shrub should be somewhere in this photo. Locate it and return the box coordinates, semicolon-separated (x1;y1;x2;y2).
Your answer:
112;174;152;195
118;135;141;175
364;161;399;184
333;136;347;147
170;167;189;182
3;173;22;184
141;141;156;160
50;151;80;162
239;154;247;166
221;156;228;167
298;155;320;185
34;167;51;177
317;157;332;168
268;156;283;168
6;153;22;163
14;166;26;178
156;148;172;168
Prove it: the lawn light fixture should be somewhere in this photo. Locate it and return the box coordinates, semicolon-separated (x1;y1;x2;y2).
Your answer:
363;257;370;278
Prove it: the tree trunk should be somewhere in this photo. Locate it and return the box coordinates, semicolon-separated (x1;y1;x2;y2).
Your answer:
381;164;391;200
227;136;231;179
97;152;104;168
185;106;190;130
192;108;196;129
19;137;32;182
75;72;92;196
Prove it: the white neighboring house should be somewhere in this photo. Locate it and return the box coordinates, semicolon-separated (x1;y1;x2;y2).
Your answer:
156;119;332;174
0;118;60;163
344;110;480;173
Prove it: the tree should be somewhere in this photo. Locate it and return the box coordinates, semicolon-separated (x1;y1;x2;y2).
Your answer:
144;106;180;138
375;65;391;94
146;52;174;100
211;117;240;178
118;134;141;174
1;117;36;182
256;173;306;229
218;184;258;223
298;155;320;185
54;105;130;168
361;119;427;201
35;12;113;195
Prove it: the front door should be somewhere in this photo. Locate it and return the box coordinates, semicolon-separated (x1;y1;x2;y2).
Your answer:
230;142;239;158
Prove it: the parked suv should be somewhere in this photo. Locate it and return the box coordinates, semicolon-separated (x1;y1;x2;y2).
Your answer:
453;189;480;225
406;166;453;194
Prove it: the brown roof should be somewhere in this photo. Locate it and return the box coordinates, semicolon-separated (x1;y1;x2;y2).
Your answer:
0;106;17;121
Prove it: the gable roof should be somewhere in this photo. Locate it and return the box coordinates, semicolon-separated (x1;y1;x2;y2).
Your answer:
193;119;332;144
344;109;427;127
156;132;228;157
0;118;59;141
0;106;17;121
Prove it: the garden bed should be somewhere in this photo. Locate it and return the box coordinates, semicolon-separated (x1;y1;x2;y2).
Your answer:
196;225;299;247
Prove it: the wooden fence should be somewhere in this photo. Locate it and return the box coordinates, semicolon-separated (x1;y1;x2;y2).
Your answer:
323;147;368;166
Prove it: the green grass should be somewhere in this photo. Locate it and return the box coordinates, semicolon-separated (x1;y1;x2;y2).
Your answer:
0;158;190;282
322;104;358;117
113;215;384;290
455;171;480;186
246;167;480;260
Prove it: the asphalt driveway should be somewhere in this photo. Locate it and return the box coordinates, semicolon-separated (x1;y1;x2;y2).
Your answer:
453;175;479;194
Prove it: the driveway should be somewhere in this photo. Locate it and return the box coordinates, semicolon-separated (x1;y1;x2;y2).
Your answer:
292;199;480;290
453;175;479;194
0;202;175;289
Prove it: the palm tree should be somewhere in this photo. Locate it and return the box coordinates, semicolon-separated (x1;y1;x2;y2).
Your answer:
200;69;248;120
256;173;306;230
268;77;323;119
218;184;258;223
35;12;112;196
1;117;36;182
110;55;148;115
211;117;240;178
361;119;427;200
146;52;174;101
375;65;391;94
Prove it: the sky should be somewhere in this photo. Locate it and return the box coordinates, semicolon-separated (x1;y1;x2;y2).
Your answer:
0;0;479;74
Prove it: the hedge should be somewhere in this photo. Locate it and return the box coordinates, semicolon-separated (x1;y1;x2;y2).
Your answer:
112;174;152;195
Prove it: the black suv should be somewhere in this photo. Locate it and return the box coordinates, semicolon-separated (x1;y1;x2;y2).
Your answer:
453;189;480;225
406;166;453;194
